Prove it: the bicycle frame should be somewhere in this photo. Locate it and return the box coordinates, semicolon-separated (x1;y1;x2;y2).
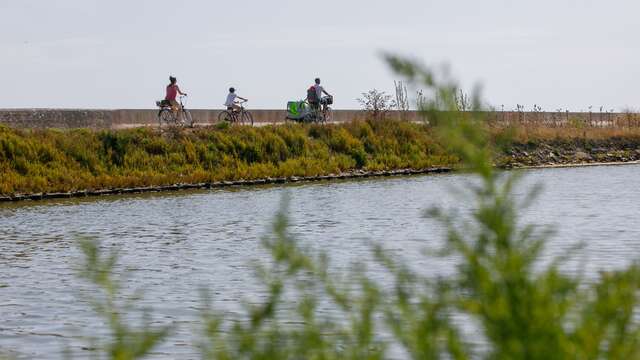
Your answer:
157;95;193;128
229;100;247;120
218;99;253;126
235;99;247;111
304;99;331;123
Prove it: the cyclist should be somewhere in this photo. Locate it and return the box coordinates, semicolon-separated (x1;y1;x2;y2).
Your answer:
307;78;332;112
224;87;248;113
165;76;187;114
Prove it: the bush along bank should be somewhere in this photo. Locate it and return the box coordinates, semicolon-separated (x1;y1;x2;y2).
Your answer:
0;120;456;200
2;121;640;201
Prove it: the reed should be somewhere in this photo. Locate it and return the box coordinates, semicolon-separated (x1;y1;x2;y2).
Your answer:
492;124;640;142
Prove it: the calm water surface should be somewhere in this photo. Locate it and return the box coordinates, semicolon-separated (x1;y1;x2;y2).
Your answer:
1;165;640;358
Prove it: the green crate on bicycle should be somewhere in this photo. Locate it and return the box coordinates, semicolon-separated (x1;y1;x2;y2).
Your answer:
286;101;309;121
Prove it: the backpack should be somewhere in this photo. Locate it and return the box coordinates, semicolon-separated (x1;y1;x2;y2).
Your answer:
307;86;318;103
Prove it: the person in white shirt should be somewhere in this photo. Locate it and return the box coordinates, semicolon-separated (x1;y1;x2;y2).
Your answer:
224;87;248;112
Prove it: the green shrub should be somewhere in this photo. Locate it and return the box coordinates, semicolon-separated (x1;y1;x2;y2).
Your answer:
0;121;456;195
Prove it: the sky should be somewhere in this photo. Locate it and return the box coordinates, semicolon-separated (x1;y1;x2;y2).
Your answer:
1;0;639;111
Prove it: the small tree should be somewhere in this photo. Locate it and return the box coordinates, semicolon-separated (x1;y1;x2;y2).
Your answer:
357;89;397;120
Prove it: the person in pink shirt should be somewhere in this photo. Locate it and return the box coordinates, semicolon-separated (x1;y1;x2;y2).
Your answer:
165;76;187;114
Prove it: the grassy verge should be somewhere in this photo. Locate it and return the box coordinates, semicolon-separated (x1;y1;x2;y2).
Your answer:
493;124;640;142
0;120;455;196
3;121;640;197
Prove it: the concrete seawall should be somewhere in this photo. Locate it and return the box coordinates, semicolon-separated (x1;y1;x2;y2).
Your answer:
1;109;640;129
0;109;377;129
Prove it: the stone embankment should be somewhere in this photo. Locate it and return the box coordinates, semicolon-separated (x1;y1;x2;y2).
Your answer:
501;139;640;168
0;109;416;129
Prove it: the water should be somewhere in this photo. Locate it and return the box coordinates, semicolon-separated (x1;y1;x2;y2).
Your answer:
1;164;640;358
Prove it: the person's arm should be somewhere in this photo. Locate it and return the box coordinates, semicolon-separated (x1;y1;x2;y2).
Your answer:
322;89;331;96
177;86;187;96
238;96;248;101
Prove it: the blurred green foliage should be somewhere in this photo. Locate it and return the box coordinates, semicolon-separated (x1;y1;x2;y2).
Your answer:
74;238;171;359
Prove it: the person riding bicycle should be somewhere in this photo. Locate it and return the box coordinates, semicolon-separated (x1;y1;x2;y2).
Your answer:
307;78;332;112
165;76;187;114
224;87;248;113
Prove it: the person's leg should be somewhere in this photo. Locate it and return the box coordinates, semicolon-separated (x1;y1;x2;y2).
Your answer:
316;102;322;117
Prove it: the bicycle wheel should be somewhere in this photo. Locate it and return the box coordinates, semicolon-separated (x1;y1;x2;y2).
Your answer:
303;113;314;123
218;111;234;123
183;110;194;128
241;111;254;126
322;107;332;124
158;109;175;128
312;110;323;124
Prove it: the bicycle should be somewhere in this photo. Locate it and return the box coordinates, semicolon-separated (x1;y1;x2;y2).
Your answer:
217;100;254;126
304;96;333;124
156;95;194;128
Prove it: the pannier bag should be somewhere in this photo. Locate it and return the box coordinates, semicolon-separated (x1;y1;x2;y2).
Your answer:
156;99;171;107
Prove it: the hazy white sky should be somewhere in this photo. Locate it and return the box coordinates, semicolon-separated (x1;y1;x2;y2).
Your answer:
1;0;638;110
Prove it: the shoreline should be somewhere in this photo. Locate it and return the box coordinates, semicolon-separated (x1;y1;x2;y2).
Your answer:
3;121;640;203
2;160;639;203
0;167;452;203
514;159;640;170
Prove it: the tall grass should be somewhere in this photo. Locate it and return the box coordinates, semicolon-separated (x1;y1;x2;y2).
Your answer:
492;124;640;143
69;57;640;359
0;121;456;196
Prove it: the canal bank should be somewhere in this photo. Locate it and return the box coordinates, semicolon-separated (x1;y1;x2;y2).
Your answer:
3;121;640;201
4;160;640;202
0;167;452;202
